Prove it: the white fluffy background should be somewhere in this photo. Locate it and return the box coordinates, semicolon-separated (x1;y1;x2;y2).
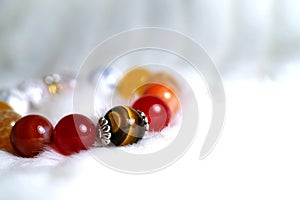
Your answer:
1;1;300;200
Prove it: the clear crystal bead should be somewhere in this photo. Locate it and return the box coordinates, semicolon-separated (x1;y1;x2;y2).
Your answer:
17;79;50;108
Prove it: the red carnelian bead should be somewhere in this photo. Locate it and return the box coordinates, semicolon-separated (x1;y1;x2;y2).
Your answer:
142;83;180;115
52;114;96;156
10;115;53;157
132;95;171;132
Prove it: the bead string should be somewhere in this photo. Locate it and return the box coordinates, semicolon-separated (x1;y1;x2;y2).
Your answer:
0;67;180;158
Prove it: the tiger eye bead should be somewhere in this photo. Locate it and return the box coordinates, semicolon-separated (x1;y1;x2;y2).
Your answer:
52;114;96;156
10;115;53;157
0;110;21;154
0;101;13;111
116;67;151;99
97;106;148;146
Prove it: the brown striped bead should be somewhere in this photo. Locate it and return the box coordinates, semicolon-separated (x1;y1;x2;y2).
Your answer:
98;106;148;146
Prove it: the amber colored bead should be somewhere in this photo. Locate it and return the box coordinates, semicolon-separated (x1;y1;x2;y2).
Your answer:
10;115;53;157
52;114;96;156
0;110;21;154
0;101;13;111
142;83;180;115
98;106;147;146
116;67;151;99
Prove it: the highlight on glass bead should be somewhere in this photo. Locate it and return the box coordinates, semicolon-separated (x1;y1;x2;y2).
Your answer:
132;95;171;132
116;67;152;99
97;106;148;146
52;114;96;156
0;110;21;154
10;115;53;157
142;83;180;116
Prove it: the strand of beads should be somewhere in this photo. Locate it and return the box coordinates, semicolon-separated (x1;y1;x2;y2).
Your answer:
0;103;149;157
0;69;149;157
0;67;180;158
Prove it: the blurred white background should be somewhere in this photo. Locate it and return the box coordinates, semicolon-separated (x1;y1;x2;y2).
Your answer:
0;0;299;81
0;0;300;199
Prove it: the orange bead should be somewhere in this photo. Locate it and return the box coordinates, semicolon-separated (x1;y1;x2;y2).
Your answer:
142;83;180;115
0;110;21;154
116;67;152;99
0;101;13;111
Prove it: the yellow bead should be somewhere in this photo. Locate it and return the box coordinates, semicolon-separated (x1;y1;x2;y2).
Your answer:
0;101;12;111
47;83;61;94
0;110;21;154
116;67;151;99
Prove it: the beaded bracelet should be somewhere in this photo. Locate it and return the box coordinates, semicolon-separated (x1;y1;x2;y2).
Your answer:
0;67;180;158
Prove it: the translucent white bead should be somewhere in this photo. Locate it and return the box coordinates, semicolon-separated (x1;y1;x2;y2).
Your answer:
90;67;121;91
58;70;77;90
0;89;29;115
17;79;50;108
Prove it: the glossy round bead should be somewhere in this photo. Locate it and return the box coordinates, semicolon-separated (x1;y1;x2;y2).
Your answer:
52;114;96;156
98;106;147;146
132;95;171;132
10;115;53;157
116;67;151;99
0;101;13;111
0;110;21;154
142;83;180;115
